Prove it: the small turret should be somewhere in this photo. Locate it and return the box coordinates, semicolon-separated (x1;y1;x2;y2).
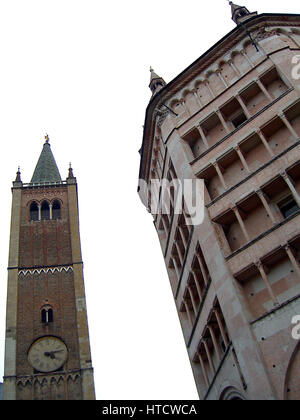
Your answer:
229;1;257;25
149;67;166;97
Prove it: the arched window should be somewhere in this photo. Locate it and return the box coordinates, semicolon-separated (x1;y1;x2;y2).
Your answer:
52;200;61;220
41;305;54;324
30;202;39;221
41;201;50;220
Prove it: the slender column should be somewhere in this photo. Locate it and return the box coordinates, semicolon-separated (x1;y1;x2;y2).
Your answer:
256;189;277;225
228;59;240;76
203;339;215;374
192;89;203;108
241;49;254;68
161;214;168;234
191;270;203;300
279;113;299;140
216;109;231;135
234;146;251;174
204;79;215;99
256;261;278;305
38;204;42;221
213;162;227;190
214;309;229;348
49;203;53;220
175;240;184;266
216;69;228;88
188;286;198;316
285;245;300;279
256;128;275;157
256;78;273;101
196;252;209;286
232;206;250;242
183;300;194;327
235;94;251;119
196;123;209;149
180;99;190;116
197;352;210;388
207;325;223;362
178;225;188;248
281;171;300;208
172;256;181;280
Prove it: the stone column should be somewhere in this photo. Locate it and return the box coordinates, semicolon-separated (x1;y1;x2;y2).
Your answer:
203;339;215;374
191;270;203;300
216;69;228;88
256;261;278;305
214;309;229;348
204;79;215;99
175;240;184;266
235;94;251;119
256;78;273;101
256;129;275;157
279;113;299;140
256;189;277;225
196;252;209;286
188;286;198;316
196;123;210;149
234;145;251;174
216;109;231;135
184;300;194;327
281;171;300;208
192;89;203;108
232;206;250;242
197;352;210;388
228;59;241;76
178;225;188;249
285;244;300;279
241;49;254;68
208;325;223;362
213;162;227;190
172;256;181;280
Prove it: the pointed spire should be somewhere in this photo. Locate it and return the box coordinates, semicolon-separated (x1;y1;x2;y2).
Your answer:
15;166;21;182
30;135;62;184
67;162;76;184
228;1;257;25
13;166;23;187
149;67;166;97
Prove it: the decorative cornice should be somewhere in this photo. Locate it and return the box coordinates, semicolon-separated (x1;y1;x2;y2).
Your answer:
18;265;73;276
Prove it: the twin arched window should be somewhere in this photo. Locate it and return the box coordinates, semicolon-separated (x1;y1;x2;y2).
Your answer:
30;200;61;221
41;305;54;324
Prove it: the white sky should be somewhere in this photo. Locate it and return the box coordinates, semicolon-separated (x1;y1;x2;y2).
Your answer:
0;0;299;400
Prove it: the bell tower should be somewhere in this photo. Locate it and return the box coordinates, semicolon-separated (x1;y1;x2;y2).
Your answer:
3;136;95;400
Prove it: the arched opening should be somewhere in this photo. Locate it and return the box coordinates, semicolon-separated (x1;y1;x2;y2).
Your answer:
41;306;54;324
52;200;61;220
30;202;39;221
41;201;50;220
219;386;246;400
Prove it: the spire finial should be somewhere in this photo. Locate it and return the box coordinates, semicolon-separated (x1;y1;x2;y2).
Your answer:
14;165;22;184
45;133;50;144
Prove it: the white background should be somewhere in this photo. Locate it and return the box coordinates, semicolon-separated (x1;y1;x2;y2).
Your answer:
0;0;299;400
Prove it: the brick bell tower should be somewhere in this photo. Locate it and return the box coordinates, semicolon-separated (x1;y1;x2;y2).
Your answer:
3;135;95;400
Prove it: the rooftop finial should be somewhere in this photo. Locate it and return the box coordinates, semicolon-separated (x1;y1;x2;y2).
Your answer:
45;133;50;144
228;1;257;25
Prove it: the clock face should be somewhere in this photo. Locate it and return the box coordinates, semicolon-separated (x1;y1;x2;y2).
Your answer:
28;336;68;373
